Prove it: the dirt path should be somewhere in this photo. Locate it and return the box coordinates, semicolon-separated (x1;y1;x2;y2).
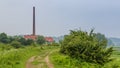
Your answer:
26;51;54;68
26;56;35;68
45;55;54;68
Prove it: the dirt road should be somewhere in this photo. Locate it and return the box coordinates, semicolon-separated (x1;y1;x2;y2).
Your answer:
45;55;54;68
26;51;54;68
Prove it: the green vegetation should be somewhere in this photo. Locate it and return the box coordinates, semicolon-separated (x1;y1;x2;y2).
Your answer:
0;32;57;68
49;29;120;68
0;29;120;68
10;41;23;48
0;43;13;51
36;35;46;45
0;43;58;68
31;47;56;68
50;50;99;68
0;33;12;44
50;47;120;68
60;29;113;65
0;33;47;46
0;45;39;68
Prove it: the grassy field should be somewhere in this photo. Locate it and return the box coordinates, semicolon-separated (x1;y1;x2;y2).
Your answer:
0;46;42;68
0;43;58;68
1;43;120;68
50;47;120;68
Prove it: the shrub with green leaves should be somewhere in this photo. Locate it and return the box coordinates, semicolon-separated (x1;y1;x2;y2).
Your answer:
60;29;113;65
10;41;22;48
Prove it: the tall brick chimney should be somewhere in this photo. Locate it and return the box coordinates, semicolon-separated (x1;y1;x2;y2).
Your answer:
24;6;37;40
33;6;35;36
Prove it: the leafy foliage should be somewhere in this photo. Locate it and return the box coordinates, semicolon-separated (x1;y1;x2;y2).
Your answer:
0;43;13;51
50;51;101;68
18;37;34;45
0;33;10;44
50;48;120;68
10;41;22;48
36;36;45;45
60;29;113;65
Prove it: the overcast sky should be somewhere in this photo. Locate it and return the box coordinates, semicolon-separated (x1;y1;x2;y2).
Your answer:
0;0;120;37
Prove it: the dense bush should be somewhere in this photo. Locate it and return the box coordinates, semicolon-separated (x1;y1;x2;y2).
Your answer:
10;41;22;48
50;51;101;68
0;43;13;51
0;33;10;44
60;29;113;65
36;36;46;45
18;38;34;46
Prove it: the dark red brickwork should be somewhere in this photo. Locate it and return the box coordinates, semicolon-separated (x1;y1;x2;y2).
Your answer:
45;37;54;43
24;35;37;40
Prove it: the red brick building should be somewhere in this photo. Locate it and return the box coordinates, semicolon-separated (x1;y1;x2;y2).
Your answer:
24;35;37;40
45;37;54;43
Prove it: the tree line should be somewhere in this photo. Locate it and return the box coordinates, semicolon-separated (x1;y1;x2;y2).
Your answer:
0;33;46;48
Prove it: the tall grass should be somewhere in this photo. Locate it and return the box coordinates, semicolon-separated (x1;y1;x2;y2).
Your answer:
0;44;59;68
50;50;101;68
50;49;120;68
0;46;42;68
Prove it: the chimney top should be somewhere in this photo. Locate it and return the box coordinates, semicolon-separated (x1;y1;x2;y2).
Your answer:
33;6;35;36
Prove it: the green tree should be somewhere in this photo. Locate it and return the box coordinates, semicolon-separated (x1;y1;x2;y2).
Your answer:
10;41;22;48
26;39;34;45
18;37;26;45
94;33;108;48
36;36;45;45
60;29;113;65
0;33;9;44
18;38;34;45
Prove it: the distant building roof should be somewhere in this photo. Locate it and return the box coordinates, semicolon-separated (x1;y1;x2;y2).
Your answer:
24;35;37;40
45;37;54;43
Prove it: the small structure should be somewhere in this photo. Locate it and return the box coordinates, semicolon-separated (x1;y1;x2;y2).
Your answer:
45;37;54;43
24;35;37;40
